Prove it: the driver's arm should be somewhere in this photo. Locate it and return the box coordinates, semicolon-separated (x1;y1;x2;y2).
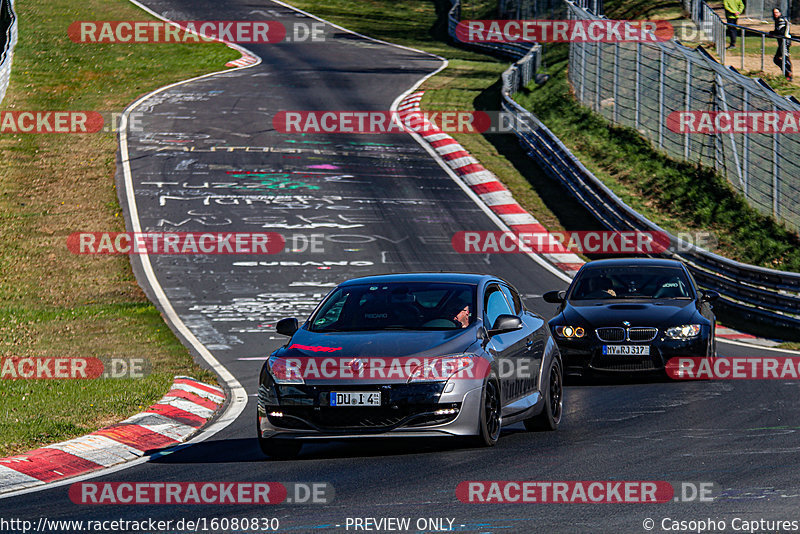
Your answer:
453;306;470;328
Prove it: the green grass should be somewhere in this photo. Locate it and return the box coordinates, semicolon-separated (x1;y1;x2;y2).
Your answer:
605;0;687;20
606;0;800;97
284;0;602;236
278;0;800;342
0;0;237;456
277;0;494;61
284;0;800;271
513;44;800;271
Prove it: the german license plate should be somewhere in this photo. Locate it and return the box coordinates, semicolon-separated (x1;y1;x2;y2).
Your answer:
603;345;650;356
329;391;381;406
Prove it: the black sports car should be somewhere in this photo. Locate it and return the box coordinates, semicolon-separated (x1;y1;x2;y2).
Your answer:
543;258;718;377
257;273;562;458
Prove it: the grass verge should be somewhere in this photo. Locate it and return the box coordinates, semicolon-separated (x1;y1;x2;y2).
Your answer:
513;43;800;271
284;0;800;271
278;0;800;343
0;0;238;456
606;0;800;97
283;0;603;239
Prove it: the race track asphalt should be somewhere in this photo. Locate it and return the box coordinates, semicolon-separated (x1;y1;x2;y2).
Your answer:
2;2;799;532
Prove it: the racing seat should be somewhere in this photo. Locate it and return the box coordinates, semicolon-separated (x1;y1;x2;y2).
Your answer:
388;288;423;327
653;278;685;299
358;293;391;328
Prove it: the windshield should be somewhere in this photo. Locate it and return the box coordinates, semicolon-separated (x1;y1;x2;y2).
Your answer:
569;266;693;300
308;282;478;332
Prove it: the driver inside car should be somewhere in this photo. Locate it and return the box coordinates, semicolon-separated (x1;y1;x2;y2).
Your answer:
445;289;473;328
453;305;470;328
582;275;617;299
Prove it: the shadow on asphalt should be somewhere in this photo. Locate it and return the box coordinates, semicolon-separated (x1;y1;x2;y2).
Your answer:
146;431;546;464
565;373;674;387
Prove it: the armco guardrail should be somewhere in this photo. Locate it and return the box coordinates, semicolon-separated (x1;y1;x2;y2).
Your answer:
447;0;800;330
447;0;534;58
0;0;17;106
568;1;800;234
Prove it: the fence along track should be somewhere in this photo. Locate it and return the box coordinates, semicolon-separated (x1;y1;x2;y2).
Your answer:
448;0;800;331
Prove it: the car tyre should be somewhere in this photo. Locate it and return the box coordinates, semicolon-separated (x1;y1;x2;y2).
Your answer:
701;325;718;380
524;357;562;431
709;325;717;360
472;375;502;447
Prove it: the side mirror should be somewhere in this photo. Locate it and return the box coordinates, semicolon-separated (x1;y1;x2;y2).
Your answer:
276;317;299;337
543;290;566;303
488;314;523;336
700;290;719;302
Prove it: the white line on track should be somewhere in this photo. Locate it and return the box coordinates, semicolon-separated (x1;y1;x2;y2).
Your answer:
278;0;800;348
266;3;575;283
4;0;795;501
0;0;264;500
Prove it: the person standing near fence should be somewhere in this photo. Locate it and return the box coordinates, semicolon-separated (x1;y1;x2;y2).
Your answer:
724;0;744;48
769;8;793;81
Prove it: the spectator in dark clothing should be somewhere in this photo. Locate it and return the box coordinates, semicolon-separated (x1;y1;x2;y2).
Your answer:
724;0;744;48
769;8;793;81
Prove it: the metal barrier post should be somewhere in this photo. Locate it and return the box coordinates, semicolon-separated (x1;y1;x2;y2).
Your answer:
658;48;665;148
495;0;800;319
596;43;601;111
742;89;749;197
580;42;586;102
773;104;780;217
782;38;787;77
685;58;692;159
741;27;745;70
714;74;745;189
635;42;640;129
613;42;619;122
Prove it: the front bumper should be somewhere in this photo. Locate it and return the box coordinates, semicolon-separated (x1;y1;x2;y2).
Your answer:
557;336;709;374
257;381;483;439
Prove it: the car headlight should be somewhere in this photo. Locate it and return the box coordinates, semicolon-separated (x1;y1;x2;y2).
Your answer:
554;325;586;339
407;354;482;383
665;324;702;339
268;354;305;384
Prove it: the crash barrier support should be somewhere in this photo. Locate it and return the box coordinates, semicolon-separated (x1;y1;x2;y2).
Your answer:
448;0;800;330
